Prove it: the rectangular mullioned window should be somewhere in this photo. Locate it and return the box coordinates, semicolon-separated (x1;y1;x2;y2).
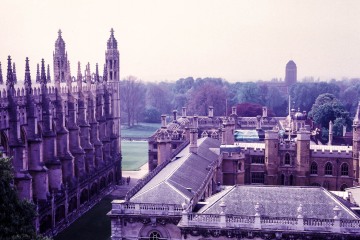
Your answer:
251;172;265;184
251;156;265;164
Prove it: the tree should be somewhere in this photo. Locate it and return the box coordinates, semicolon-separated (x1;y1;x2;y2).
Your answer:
309;93;352;141
236;102;274;117
289;82;340;113
0;156;51;240
120;76;146;126
187;81;228;116
234;82;264;105
146;82;174;115
143;107;161;123
340;82;360;116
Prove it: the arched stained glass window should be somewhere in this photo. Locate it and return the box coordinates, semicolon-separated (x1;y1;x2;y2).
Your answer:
341;163;349;176
310;162;318;175
325;162;333;175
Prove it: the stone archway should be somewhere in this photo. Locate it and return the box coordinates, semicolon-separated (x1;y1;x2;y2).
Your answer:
80;188;89;205
68;196;77;213
55;205;65;223
39;214;52;233
90;182;98;198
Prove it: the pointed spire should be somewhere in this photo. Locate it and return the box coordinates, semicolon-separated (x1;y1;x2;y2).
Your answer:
24;57;32;90
40;59;47;85
95;63;100;82
66;60;72;88
77;61;82;90
354;102;360;125
55;29;65;50
12;62;17;84
47;64;51;83
102;64;107;82
6;56;14;88
107;28;118;49
0;62;3;84
36;63;40;83
86;62;91;88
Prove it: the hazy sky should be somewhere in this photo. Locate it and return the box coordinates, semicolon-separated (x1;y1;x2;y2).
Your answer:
1;0;360;83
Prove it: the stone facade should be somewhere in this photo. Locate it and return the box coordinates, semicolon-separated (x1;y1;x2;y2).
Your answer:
149;105;357;191
0;29;121;236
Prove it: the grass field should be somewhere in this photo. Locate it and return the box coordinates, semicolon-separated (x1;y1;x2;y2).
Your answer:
54;196;113;240
121;141;148;171
121;122;160;138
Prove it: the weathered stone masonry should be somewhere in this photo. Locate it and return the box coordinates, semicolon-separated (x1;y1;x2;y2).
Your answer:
0;29;121;236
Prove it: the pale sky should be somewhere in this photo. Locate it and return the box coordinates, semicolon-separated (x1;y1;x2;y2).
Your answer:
1;0;360;83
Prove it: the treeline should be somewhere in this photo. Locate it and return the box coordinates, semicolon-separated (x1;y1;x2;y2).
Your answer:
120;76;360;127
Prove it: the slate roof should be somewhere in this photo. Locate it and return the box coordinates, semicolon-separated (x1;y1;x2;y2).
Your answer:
131;137;220;204
198;185;359;220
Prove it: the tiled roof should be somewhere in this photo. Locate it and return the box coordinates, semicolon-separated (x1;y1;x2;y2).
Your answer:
199;185;358;220
131;137;220;204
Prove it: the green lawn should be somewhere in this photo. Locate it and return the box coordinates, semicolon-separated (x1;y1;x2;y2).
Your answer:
121;122;160;138
121;141;148;171
54;196;113;240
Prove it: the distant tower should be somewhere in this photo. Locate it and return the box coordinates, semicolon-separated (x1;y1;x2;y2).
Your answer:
53;29;69;83
285;60;297;86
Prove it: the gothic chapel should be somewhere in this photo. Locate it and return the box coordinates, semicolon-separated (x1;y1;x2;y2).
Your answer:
0;29;121;235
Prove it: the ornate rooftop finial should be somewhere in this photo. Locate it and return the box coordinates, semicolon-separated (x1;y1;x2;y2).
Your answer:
107;28;118;49
6;55;14;88
86;62;91;88
354;102;360;126
95;63;100;82
55;29;65;50
36;63;40;83
0;61;3;84
102;63;107;82
47;64;51;83
66;60;72;88
77;61;82;90
12;62;17;84
40;58;47;85
24;57;32;90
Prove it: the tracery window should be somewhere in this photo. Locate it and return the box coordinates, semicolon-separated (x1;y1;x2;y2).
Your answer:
284;153;291;165
325;162;333;175
341;163;349;176
149;231;161;240
310;162;318;175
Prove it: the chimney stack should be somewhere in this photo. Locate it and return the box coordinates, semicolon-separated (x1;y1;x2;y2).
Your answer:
182;107;187;117
208;106;214;118
232;106;237;115
173;110;177;122
161;114;167;128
